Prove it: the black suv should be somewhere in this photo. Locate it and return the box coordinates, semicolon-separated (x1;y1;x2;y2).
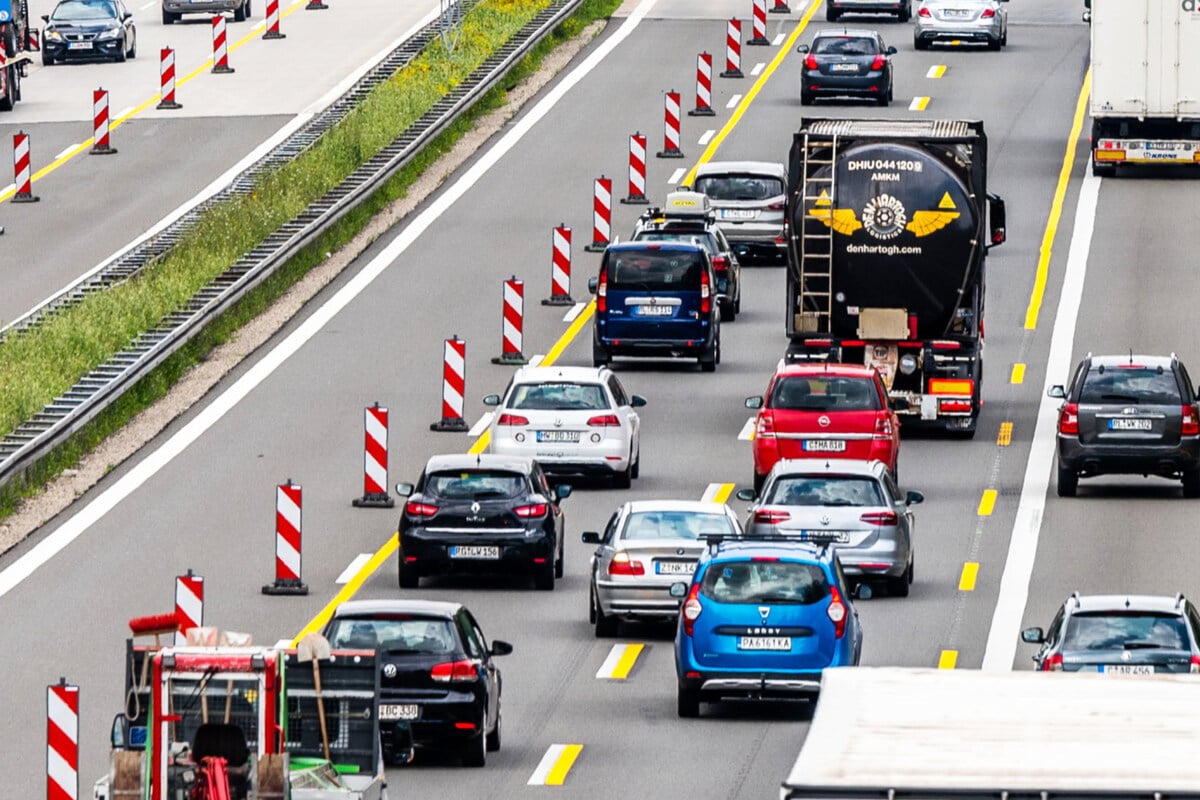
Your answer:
1049;353;1200;497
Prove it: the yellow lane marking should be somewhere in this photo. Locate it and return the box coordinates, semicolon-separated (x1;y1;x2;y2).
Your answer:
925;65;946;78
680;0;819;187
1;0;311;203
977;489;997;516
997;421;1013;447
1024;68;1092;330
712;483;734;504
938;650;958;669
1010;363;1026;384
291;533;400;644
529;744;584;786
595;643;645;680
908;96;930;111
958;562;979;591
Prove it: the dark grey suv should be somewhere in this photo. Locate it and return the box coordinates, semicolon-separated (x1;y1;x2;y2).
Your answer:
1048;353;1200;497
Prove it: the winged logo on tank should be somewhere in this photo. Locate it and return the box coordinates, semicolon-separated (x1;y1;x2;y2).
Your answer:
807;191;961;239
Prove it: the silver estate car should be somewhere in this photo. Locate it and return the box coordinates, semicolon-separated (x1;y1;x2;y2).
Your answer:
914;0;1008;51
736;459;922;597
690;161;788;264
583;500;743;636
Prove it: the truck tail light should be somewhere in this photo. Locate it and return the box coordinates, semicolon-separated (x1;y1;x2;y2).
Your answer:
597;265;608;313
430;659;480;682
404;501;438;517
1059;403;1079;436
1183;405;1199;436
497;413;529;426
682;583;703;636
827;586;847;638
608;551;645;576
860;511;898;526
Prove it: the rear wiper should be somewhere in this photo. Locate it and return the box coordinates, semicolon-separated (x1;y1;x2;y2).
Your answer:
1122;641;1168;650
757;594;802;603
1099;393;1140;402
821;500;856;507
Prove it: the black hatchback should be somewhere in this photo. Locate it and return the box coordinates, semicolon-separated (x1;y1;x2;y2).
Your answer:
797;29;896;107
1049;353;1200;497
396;454;571;590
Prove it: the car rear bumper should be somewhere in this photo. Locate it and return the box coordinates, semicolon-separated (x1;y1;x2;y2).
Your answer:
829;0;906;11
680;672;824;698
378;694;483;756
598;336;714;358
490;436;630;474
713;222;784;245
802;72;888;97
595;580;685;620
1057;436;1200;476
163;0;239;12
914;23;1000;42
400;532;555;573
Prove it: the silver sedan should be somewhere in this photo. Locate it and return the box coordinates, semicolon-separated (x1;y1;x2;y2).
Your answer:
914;0;1008;51
583;500;743;636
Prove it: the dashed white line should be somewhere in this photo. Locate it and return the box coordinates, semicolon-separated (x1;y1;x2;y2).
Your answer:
114;106;135;120
251;20;266;32
738;418;756;441
700;483;724;503
528;353;545;368
726;94;742;109
563;303;586;323
772;33;785;46
55;145;81;161
751;62;766;76
336;554;373;584
468;412;495;437
668;167;687;184
139;1;154;8
698;130;715;146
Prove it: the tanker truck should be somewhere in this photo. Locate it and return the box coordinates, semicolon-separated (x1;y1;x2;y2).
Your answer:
785;118;1006;436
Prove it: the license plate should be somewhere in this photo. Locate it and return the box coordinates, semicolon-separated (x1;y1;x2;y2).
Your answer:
1101;664;1155;676
830;63;858;72
68;41;93;49
798;530;850;543
1109;418;1152;431
738;636;791;651
449;545;500;559
802;439;846;452
721;209;757;220
943;7;971;15
636;304;673;317
537;430;580;443
378;703;420;721
655;561;694;575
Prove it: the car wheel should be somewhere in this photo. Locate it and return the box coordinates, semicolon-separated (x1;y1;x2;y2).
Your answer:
677;685;701;718
987;36;1001;51
115;36;127;62
593;585;619;637
534;564;555;591
914;36;928;51
486;711;501;752
800;90;813;106
722;297;737;322
555;543;564;579
825;6;840;21
887;560;913;598
613;457;633;489
1056;464;1078;498
699;339;718;372
128;32;137;59
162;8;178;23
1000;27;1007;46
42;52;55;66
592;343;610;368
753;472;765;495
460;731;486;768
1182;470;1200;498
398;562;420;589
631;449;640;480
234;0;247;21
898;2;910;21
734;294;741;314
876;89;889;107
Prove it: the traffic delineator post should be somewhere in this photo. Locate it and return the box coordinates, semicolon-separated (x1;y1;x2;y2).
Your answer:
770;0;791;13
585;176;613;252
352;403;394;508
211;15;235;73
90;88;117;155
492;277;528;365
621;133;649;204
656;91;684;159
157;47;182;109
748;0;771;45
543;225;575;306
431;336;469;431
263;0;286;38
689;53;716;117
174;570;204;645
722;18;744;78
12;131;39;203
305;0;328;10
47;678;79;800
263;480;309;595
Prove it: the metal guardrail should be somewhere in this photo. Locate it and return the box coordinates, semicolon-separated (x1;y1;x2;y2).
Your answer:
0;0;583;494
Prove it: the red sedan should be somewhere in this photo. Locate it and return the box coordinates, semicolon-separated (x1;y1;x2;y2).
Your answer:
746;364;901;491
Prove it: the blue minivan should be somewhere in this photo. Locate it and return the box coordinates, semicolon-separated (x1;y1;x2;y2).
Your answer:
588;242;721;372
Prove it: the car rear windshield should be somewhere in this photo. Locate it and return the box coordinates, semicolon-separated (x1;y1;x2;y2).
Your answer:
327;616;456;654
609;250;704;291
509;382;609;411
424;470;526;500
769;376;881;411
700;561;830;605
1064;612;1190;651
633;230;718;256
1078;367;1181;405
812;36;878;56
694;174;784;201
622;510;736;540
765;475;885;507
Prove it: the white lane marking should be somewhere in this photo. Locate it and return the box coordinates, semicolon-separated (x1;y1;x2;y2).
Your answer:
738;417;756;441
528;744;571;785
595;644;630;678
0;0;662;602
698;130;715;146
751;62;765;76
668;167;686;184
726;94;742;109
772;33;785;46
528;353;545;368
468;412;494;438
700;482;724;503
336;554;373;584
251;20;266;32
273;638;293;649
139;1;154;8
981;169;1100;671
114;106;135;120
909;97;927;111
55;145;81;161
1;183;13;195
563;303;585;323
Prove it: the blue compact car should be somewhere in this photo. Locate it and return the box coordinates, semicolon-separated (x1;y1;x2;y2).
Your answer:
673;537;862;717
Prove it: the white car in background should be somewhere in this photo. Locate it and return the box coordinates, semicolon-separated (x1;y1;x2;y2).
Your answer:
484;366;645;487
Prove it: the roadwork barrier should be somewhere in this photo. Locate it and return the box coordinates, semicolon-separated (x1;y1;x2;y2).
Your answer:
586;175;612;252
174;570;204;645
543;224;574;306
91;88;117;155
657;90;684;158
622;132;648;204
722;18;744;78
12;131;39;202
492;277;528;365
432;336;468;432
157;48;182;109
689;53;715;117
264;480;309;594
47;678;80;800
352;403;394;508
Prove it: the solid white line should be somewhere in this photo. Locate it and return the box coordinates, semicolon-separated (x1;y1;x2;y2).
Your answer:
772;33;785;46
336;554;373;584
468;412;494;438
528;744;569;785
737;418;756;441
273;638;293;649
528;353;545;368
251;20;266;32
981;169;1100;671
698;130;715;146
751;62;765;76
0;0;662;602
726;94;742;109
562;303;585;323
139;1;154;8
668;167;686;184
1;183;13;195
55;145;80;161
700;482;723;503
595;644;627;679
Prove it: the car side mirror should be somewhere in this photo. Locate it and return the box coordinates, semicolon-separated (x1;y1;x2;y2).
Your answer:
587;277;598;294
987;193;1006;248
123;11;132;18
886;46;897;55
482;394;501;406
745;396;764;409
555;484;572;501
906;490;924;506
1021;627;1046;644
668;582;689;598
490;640;514;656
631;395;647;408
110;714;129;749
1046;385;1066;399
581;531;601;544
395;482;415;497
42;13;50;22
1082;9;1090;21
889;396;910;411
796;44;810;54
735;489;756;502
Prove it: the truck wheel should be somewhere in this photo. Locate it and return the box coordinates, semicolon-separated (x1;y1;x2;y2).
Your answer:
677;685;701;718
753;472;765;494
1056;464;1078;498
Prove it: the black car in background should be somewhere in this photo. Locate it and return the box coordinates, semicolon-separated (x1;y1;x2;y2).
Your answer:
1022;593;1200;674
396;454;571;590
797;29;896;106
42;0;137;65
323;599;513;767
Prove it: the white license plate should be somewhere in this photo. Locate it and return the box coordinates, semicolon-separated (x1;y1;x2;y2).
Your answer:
1109;418;1152;431
1101;664;1155;676
449;545;500;560
68;41;94;49
378;703;420;721
655;561;694;575
738;636;792;651
943;7;971;15
537;430;580;443
798;530;850;543
830;63;858;72
636;305;673;317
721;209;757;220
802;439;846;452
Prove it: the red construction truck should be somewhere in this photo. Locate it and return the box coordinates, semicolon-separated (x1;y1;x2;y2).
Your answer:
0;0;35;111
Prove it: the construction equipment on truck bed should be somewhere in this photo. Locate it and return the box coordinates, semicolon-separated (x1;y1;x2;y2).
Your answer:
0;0;35;111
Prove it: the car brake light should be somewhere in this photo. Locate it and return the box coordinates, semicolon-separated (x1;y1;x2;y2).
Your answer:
918;5;931;15
827;586;847;638
1059;403;1079;436
404;501;438;517
700;268;711;314
768;201;785;211
608;551;645;576
860;511;898;526
430;659;480;682
803;54;817;70
1191;655;1200;674
755;413;775;439
711;256;729;274
981;6;995;16
597;265;607;314
497;413;529;426
873;414;893;439
1184;405;1200;436
754;509;791;525
587;414;621;427
514;503;547;518
1041;653;1063;672
870;54;886;70
682;583;702;636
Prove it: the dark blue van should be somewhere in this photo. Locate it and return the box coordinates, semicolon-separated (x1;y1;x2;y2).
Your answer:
588;242;721;372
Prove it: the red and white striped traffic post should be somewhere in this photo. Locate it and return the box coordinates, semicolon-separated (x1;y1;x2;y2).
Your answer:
174;570;204;645
771;0;791;13
656;91;684;159
12;131;39;203
263;0;286;38
585;176;613;252
211;15;235;74
689;52;716;117
431;336;468;431
90;88;117;155
748;0;771;45
543;225;574;306
492;277;528;365
157;48;182;110
47;678;79;800
263;480;309;594
621;132;649;205
721;18;744;78
352;403;394;508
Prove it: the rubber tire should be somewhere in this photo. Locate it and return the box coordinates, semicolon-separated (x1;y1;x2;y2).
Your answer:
555;542;564;579
753;472;765;495
162;8;177;23
914;36;928;51
699;338;718;373
128;33;136;59
460;732;486;768
486;712;501;752
1056;464;1078;498
898;2;910;21
722;298;737;322
876;90;889;107
1000;27;1007;46
631;449;640;480
677;685;701;718
115;38;127;62
1183;470;1200;498
800;91;813;106
398;563;420;589
734;294;741;314
593;587;619;637
888;560;913;598
0;66;17;111
825;6;840;20
234;0;247;21
987;36;1001;51
534;565;555;591
613;458;633;489
42;52;55;66
592;344;610;368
